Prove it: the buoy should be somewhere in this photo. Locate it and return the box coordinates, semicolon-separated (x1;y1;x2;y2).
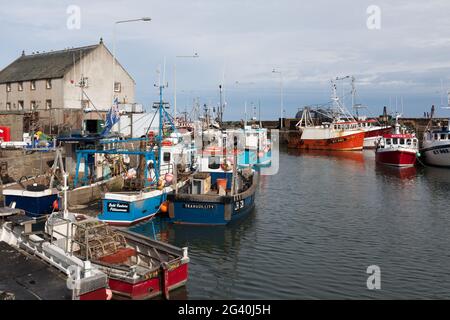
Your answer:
52;200;59;211
160;201;169;213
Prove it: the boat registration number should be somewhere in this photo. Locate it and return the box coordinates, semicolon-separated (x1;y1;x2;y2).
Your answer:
433;149;449;154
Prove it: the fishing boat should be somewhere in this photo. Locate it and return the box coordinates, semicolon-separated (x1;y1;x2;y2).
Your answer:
167;136;257;226
422;124;450;167
420;105;450;167
288;80;365;151
0;205;110;300
375;115;419;167
289;108;365;151
98;82;193;226
46;212;190;300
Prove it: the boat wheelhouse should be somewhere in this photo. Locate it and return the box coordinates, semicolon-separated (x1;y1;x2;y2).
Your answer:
356;118;392;149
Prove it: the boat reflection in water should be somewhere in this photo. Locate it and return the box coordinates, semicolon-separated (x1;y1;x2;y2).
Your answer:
287;148;366;169
374;163;418;180
422;166;450;191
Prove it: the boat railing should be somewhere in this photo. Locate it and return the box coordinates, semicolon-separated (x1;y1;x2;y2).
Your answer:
47;212;72;253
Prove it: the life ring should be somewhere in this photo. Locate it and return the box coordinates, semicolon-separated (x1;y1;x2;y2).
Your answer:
221;162;232;171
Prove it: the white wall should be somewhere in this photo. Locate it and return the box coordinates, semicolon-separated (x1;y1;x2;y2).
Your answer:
63;43;135;111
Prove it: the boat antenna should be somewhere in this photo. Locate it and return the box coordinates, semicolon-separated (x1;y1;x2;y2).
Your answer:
63;172;69;218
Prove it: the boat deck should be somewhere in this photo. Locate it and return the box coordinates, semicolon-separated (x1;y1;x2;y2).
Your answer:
0;242;71;300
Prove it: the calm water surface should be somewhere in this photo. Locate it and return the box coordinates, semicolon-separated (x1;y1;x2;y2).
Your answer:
131;148;450;299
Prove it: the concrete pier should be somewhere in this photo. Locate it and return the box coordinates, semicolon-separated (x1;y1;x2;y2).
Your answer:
0;242;71;300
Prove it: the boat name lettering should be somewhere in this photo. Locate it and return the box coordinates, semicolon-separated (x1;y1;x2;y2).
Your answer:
183;203;216;210
107;201;130;213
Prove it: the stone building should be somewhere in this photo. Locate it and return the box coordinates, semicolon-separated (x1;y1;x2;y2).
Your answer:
0;39;135;140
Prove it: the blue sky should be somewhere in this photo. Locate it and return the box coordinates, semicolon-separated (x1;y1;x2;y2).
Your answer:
1;0;450;120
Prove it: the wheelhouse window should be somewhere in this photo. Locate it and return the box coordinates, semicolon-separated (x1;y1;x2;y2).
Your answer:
6;83;11;92
406;139;412;145
46;79;52;89
208;156;221;170
386;139;391;145
30;80;36;90
163;152;171;163
400;138;405;145
441;134;447;140
18;82;23;91
393;138;398;144
434;133;439;140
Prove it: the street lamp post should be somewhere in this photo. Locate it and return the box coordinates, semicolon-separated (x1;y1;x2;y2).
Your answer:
112;17;151;100
174;53;199;118
272;68;284;129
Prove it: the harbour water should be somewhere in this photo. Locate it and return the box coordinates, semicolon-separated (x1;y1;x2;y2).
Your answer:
131;147;450;299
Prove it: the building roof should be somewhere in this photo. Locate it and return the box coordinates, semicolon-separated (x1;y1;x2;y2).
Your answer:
0;44;100;84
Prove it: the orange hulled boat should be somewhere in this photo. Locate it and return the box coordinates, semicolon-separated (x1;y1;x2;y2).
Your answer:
288;80;365;151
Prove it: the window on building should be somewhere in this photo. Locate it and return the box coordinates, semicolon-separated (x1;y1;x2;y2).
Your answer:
30;100;36;110
6;83;11;92
18;82;23;91
114;82;121;92
81;100;90;110
6;102;11;111
46;79;52;89
46;99;52;110
30;81;36;90
18;100;24;110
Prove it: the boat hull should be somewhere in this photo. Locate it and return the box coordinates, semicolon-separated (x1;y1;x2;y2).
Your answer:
99;192;167;226
167;176;257;226
3;190;58;217
420;143;450;167
107;263;188;300
288;131;364;151
375;149;417;167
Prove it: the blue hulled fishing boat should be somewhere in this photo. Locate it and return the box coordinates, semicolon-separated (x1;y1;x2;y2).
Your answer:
167;136;257;226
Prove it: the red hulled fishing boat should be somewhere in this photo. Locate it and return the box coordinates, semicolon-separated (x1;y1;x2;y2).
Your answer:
375;115;419;167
